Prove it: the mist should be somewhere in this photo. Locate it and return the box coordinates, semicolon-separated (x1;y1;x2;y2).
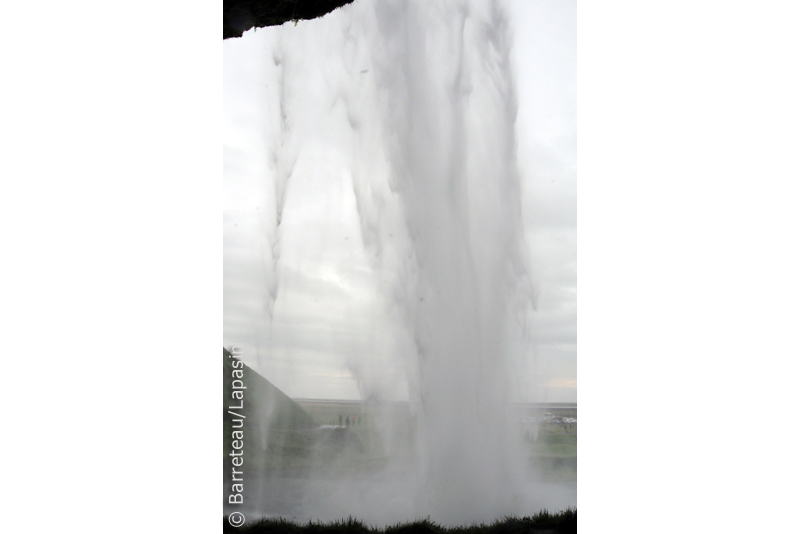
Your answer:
224;0;576;525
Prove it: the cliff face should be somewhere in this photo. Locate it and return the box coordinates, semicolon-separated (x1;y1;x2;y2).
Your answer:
222;347;315;431
223;347;317;507
224;0;357;39
223;346;316;471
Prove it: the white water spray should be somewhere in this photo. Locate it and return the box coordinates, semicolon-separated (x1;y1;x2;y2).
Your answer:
249;0;539;524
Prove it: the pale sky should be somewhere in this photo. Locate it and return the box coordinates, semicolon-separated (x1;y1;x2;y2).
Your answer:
223;0;576;402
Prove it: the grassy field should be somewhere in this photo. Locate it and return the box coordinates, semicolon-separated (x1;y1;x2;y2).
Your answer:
230;397;576;480
224;511;577;534
227;400;575;528
252;401;412;475
525;424;576;482
287;400;577;482
223;354;575;482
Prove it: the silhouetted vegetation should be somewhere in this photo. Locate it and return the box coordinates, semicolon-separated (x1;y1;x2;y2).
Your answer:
224;511;577;534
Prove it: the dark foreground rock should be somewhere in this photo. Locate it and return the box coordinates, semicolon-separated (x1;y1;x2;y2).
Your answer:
224;0;357;39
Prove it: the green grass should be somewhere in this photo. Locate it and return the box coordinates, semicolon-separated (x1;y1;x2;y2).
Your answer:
223;510;577;534
241;425;577;481
527;425;577;457
524;425;577;482
223;357;575;481
248;401;576;480
235;426;390;474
